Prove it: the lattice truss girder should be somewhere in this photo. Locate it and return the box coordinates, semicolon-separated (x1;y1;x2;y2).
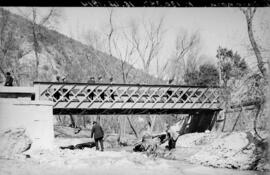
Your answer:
35;83;223;110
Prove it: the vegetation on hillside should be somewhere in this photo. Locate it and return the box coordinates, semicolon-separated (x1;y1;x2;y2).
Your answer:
0;8;163;86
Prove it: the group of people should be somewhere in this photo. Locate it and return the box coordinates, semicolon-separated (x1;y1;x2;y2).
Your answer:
87;75;114;84
91;121;177;153
137;123;178;151
86;75;115;101
56;75;67;82
52;75;115;102
55;75;114;84
3;73;114;87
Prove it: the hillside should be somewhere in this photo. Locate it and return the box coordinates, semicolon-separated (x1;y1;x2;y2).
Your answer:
0;8;164;86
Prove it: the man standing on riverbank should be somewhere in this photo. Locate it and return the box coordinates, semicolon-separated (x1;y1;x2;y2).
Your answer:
91;121;104;151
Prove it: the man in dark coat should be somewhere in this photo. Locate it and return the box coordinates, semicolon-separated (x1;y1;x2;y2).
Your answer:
87;76;96;100
97;75;105;101
109;77;115;101
164;123;178;150
91;121;104;151
4;72;13;86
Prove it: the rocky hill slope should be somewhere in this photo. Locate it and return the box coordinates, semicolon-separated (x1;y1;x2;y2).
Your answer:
0;8;163;86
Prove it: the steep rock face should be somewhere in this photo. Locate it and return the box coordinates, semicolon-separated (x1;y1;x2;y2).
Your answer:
0;128;32;159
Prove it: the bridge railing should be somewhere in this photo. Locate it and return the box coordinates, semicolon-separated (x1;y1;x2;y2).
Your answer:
33;82;223;110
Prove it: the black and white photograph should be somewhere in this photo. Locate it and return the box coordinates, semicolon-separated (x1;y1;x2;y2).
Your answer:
0;4;270;175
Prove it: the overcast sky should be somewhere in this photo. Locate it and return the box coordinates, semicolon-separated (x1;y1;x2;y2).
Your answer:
6;7;270;75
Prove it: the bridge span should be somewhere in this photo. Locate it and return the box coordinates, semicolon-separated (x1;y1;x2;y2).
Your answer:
0;82;224;151
34;82;224;115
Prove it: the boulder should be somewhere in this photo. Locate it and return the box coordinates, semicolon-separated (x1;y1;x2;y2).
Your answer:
0;128;32;159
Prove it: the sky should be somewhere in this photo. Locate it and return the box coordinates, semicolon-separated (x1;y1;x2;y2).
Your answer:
6;7;270;76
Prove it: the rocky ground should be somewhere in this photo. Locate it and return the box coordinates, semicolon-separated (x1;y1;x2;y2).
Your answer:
0;127;269;175
176;131;269;171
0;145;263;175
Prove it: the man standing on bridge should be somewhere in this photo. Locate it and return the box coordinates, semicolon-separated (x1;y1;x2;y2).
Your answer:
87;76;96;100
91;121;104;151
4;72;13;86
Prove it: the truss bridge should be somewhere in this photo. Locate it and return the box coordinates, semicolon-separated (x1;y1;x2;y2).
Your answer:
34;82;224;115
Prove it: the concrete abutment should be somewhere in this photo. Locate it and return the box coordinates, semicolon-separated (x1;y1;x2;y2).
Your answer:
0;99;54;151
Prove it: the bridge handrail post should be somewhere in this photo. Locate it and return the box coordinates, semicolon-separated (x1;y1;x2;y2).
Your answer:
33;83;40;101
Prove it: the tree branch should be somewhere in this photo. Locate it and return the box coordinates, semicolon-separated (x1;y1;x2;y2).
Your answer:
241;7;266;78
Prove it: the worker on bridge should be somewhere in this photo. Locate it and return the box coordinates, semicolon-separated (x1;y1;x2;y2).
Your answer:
87;76;96;100
4;72;13;86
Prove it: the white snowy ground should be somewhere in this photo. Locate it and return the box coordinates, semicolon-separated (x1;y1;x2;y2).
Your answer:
0;124;268;175
0;148;262;175
176;131;269;171
0;135;264;175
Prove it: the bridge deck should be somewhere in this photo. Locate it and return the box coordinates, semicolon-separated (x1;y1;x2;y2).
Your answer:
0;86;35;100
34;82;223;115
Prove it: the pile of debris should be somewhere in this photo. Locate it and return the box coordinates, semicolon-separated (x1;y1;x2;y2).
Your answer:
132;122;182;160
133;133;174;159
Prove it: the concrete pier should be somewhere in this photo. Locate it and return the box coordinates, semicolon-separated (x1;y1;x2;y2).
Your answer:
0;87;54;150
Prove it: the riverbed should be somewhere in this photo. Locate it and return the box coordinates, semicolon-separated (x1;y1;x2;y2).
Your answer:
0;135;266;175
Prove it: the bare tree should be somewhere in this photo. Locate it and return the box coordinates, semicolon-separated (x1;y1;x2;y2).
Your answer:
83;10;121;80
124;17;166;133
240;8;269;140
18;7;62;81
127;116;138;138
175;31;200;64
83;29;112;79
240;8;267;78
107;8;114;57
163;30;200;84
83;9;137;139
106;9;139;140
112;32;136;83
127;17;165;74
